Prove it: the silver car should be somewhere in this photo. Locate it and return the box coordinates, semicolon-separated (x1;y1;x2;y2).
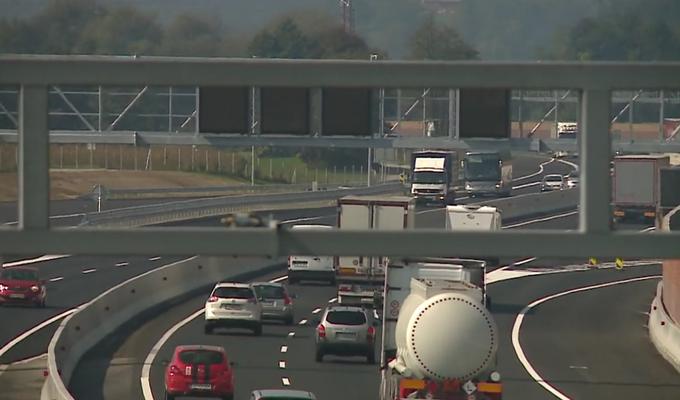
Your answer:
540;174;566;191
204;282;263;336
252;282;295;325
250;389;317;400
314;305;377;364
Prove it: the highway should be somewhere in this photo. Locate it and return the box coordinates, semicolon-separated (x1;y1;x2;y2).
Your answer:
9;154;674;400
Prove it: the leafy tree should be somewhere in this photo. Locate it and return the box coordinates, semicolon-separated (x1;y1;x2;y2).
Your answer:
248;18;319;58
159;14;223;56
76;7;162;55
408;15;478;60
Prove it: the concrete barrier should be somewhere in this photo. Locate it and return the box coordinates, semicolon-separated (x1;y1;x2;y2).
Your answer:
649;281;680;374
481;188;578;222
41;256;283;400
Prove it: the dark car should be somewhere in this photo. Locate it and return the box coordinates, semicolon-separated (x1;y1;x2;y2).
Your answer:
0;267;46;307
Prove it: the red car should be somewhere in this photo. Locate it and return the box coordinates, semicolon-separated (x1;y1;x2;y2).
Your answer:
165;345;234;400
0;267;46;307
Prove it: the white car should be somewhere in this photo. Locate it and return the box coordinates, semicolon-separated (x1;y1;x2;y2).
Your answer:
566;171;579;188
288;224;336;285
204;282;262;336
541;174;566;191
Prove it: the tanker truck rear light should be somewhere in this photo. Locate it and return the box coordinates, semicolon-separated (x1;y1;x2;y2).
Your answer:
367;326;376;341
477;382;502;394
644;211;656;217
316;324;326;338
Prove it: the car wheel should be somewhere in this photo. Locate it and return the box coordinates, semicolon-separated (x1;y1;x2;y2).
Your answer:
315;349;324;363
367;351;376;365
253;324;263;336
165;392;175;400
204;324;213;335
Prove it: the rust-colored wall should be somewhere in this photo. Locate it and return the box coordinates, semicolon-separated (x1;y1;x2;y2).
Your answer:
663;259;680;324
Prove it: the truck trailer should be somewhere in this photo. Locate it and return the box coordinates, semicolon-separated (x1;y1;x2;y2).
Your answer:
335;196;415;307
380;258;501;400
612;155;669;225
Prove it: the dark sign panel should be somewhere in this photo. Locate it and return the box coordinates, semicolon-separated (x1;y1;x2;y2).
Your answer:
322;88;371;136
261;88;309;135
458;89;511;138
198;87;248;133
661;167;680;209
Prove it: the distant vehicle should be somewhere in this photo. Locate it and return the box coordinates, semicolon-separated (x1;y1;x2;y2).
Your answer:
250;389;317;400
252;282;295;325
567;170;580;188
164;345;234;400
462;150;512;197
381;258;501;400
446;205;502;267
553;150;569;159
410;150;459;205
287;224;335;285
335;196;415;307
204;282;262;336
612;155;670;224
0;267;46;307
314;305;377;364
541;174;566;191
557;121;579;137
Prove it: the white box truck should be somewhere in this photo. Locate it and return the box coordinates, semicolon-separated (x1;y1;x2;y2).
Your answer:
612;155;670;225
335;196;415;306
380;258;502;400
446;205;501;266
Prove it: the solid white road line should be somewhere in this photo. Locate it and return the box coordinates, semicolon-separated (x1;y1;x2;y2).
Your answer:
512;181;541;190
148;257;162;261
81;268;97;274
282;377;291;386
48;277;64;282
0;309;77;360
279;361;286;369
270;275;288;283
556;159;579;170
503;211;578;229
281;215;334;225
2;255;70;268
280;346;288;353
511;275;660;400
513;159;553;181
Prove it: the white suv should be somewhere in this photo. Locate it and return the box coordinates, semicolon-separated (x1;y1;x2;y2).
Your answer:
204;282;263;336
288;224;335;285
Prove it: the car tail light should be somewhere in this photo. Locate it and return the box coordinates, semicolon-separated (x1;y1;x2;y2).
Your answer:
207;296;219;303
317;324;326;338
30;286;40;293
168;365;181;376
367;326;376;341
284;294;292;305
338;284;352;292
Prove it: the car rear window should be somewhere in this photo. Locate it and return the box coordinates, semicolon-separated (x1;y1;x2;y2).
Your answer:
0;269;38;281
212;287;254;299
325;311;366;325
178;349;224;365
545;175;562;182
254;285;286;299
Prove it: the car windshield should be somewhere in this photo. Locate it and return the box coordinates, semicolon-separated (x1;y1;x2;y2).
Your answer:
212;287;254;299
464;155;501;181
0;269;38;281
254;285;286;299
545;176;563;182
178;350;224;365
326;311;366;325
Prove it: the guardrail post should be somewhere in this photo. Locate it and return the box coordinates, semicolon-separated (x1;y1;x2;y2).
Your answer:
579;89;612;234
19;85;49;230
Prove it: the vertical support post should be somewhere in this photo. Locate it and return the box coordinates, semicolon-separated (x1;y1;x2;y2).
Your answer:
553;90;559;139
659;90;665;141
629;91;634;137
455;90;460;140
18;85;49;230
104;144;109;169
251;146;255;186
59;145;63;169
177;147;181;171
168;86;173;133
119;145;123;170
195;87;200;135
89;144;93;168
231;152;235;174
309;88;323;136
269;159;273;179
218;151;221;172
579;89;612;234
205;150;209;172
367;148;372;187
98;85;103;132
448;89;456;139
518;90;524;137
75;145;79;169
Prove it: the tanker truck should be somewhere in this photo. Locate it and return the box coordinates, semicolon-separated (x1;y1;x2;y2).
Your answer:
380;258;502;400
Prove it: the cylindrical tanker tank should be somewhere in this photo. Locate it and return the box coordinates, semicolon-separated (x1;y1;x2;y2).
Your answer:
394;281;498;381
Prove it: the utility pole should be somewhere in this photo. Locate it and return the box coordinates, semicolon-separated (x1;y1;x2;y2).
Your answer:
340;0;355;34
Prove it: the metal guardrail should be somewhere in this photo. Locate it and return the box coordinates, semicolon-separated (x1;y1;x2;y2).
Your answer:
80;182;404;227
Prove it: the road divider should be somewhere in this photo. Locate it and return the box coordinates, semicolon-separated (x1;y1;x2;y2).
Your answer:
41;256;284;400
649;281;680;374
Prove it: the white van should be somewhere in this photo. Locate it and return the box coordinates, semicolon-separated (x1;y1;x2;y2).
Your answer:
288;224;335;285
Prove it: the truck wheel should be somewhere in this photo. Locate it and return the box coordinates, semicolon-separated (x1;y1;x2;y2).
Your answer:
253;324;263;336
315;349;324;363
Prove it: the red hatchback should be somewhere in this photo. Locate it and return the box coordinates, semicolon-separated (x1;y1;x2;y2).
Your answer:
0;267;46;307
165;345;234;400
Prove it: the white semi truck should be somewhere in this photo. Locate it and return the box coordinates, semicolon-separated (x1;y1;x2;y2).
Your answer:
410;150;459;205
446;205;502;267
335;196;415;306
612;155;670;225
380;258;502;400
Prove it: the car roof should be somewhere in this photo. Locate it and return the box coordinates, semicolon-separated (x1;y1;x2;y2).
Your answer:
326;305;366;313
252;282;284;288
175;344;225;353
1;266;38;272
252;389;316;399
214;282;251;288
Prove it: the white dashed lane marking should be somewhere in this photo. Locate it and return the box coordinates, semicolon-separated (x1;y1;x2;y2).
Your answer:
328;297;338;303
82;268;96;274
115;262;129;267
49;277;64;282
279;361;286;369
312;308;322;314
280;346;288;353
282;377;291;386
148;257;162;261
288;332;295;337
298;319;308;325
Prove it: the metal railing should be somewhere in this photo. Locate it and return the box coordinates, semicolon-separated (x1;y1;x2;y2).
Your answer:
1;55;679;258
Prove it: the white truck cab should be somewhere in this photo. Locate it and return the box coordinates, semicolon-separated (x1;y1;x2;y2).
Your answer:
445;205;501;231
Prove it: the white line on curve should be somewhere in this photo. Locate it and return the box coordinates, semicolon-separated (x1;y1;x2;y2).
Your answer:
82;268;97;274
281;215;334;225
0;309;77;360
503;211;578;229
512;181;541;190
513;159;553;181
511;275;661;400
2;255;70;268
148;257;162;261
